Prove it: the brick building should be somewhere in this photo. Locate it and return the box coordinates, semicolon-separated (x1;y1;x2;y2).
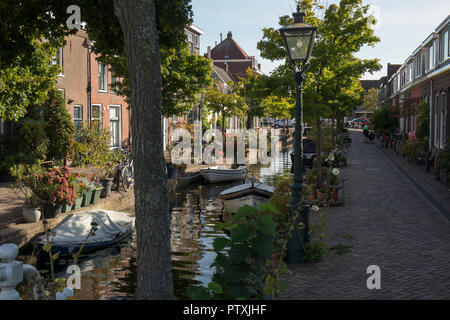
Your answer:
378;15;450;150
206;31;263;84
53;30;130;149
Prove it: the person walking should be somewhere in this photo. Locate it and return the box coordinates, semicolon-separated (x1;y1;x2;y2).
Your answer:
363;123;370;143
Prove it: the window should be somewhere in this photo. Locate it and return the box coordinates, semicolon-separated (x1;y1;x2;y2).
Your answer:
429;44;435;71
445;30;449;59
52;47;64;75
110;106;121;148
91;104;102;129
195;35;200;48
73;106;83;140
98;63;108;92
111;74;120;93
187;32;194;53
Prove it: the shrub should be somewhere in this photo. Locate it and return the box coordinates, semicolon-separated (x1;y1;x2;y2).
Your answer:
43;90;75;161
187;203;284;300
35;166;76;206
70;123;125;178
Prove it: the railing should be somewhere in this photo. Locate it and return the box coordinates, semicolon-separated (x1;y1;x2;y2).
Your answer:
0;243;74;300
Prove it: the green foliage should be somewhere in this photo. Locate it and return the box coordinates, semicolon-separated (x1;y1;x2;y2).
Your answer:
10;163;45;208
15;111;49;164
371;106;399;134
187;203;285;300
161;45;213;116
260;95;294;120
0;40;60;121
362;87;378;112
401;139;425;157
43;90;75;161
70;123;125;178
416;102;430;142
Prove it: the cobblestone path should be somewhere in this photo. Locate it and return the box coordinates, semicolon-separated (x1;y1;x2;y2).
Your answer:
281;131;450;300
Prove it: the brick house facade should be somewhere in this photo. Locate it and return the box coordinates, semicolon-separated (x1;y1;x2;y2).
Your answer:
55;30;130;149
378;15;450;151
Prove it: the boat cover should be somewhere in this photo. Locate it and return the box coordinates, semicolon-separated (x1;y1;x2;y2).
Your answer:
219;182;274;197
38;209;135;247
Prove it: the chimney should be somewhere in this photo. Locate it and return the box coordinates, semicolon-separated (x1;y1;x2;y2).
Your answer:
220;33;223;42
227;31;232;39
207;46;211;59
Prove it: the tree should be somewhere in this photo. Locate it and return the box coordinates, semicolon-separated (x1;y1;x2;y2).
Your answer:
261;95;294;120
257;0;381;186
362;87;378;112
0;40;61;121
0;0;194;300
114;0;174;300
43;90;75;162
204;86;247;138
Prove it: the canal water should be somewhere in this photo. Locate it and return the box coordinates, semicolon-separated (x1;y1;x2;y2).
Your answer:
35;151;292;300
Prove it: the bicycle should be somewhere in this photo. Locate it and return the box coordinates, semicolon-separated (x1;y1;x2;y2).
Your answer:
115;150;134;192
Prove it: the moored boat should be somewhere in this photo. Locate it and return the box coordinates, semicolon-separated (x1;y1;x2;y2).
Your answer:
201;166;246;184
219;181;274;220
36;209;135;257
176;171;203;189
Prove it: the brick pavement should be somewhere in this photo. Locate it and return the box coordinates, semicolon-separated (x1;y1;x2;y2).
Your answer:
280;130;450;300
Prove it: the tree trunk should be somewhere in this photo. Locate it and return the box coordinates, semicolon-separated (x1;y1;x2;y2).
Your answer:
114;0;173;300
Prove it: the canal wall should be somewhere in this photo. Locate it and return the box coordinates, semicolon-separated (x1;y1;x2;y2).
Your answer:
0;190;135;249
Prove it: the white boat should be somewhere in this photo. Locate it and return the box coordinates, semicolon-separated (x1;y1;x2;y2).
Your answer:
219;181;274;219
201;166;246;183
37;209;135;257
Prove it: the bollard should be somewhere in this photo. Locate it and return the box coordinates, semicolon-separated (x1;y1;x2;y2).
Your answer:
0;244;23;300
0;243;75;300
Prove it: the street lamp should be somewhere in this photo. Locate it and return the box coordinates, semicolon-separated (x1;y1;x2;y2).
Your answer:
279;4;317;264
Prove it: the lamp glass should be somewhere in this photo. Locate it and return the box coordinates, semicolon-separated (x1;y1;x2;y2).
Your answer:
284;29;313;62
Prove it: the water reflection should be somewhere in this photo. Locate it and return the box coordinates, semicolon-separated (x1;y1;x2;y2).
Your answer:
37;151;292;300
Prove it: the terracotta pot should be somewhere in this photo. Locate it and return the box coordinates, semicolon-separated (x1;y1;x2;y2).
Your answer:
331;188;339;201
23;207;41;223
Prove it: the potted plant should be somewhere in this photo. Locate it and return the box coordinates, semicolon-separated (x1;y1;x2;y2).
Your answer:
91;181;104;205
99;161;116;198
317;185;330;204
10;163;44;223
35;166;76;219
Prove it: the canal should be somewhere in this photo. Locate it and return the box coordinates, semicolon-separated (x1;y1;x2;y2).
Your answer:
35;151;292;300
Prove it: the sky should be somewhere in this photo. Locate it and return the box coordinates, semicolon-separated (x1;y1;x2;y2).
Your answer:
191;0;450;80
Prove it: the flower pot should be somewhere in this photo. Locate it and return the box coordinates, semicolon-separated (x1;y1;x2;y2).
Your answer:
91;187;103;205
23;207;41;223
62;203;72;213
72;197;83;210
317;191;329;203
42;204;62;219
331;188;340;201
82;190;93;207
100;178;113;198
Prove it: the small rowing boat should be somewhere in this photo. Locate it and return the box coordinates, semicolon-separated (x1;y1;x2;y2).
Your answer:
201;166;246;184
36;209;135;257
219;181;274;220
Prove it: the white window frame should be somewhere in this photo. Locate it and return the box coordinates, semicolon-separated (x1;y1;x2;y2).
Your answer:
98;63;108;92
52;47;64;76
109;105;122;149
445;29;449;60
91;104;102;129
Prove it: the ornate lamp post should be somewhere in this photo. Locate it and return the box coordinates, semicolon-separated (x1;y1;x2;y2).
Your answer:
279;4;317;264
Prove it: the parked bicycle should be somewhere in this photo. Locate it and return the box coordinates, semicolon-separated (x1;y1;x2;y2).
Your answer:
114;149;134;192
